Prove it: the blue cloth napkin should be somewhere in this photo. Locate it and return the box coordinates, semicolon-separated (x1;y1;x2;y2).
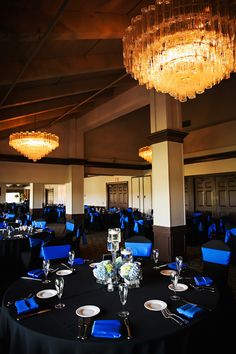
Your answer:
176;303;204;319
68;257;84;266
91;320;122;338
15;296;39;315
27;268;44;278
194;276;213;286
167;262;187;271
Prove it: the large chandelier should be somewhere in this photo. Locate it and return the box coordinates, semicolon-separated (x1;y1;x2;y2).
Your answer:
9;131;59;162
138;146;152;163
123;0;236;102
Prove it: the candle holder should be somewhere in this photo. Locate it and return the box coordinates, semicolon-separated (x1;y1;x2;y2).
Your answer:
107;228;121;287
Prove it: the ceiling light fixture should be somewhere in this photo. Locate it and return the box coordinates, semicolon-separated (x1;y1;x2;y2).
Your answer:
138;146;152;163
123;0;236;102
9;131;59;162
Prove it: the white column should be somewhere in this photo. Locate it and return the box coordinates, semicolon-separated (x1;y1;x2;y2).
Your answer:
29;183;44;218
65;165;84;223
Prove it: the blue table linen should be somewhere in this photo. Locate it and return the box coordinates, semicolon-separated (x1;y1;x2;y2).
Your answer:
167;262;187;271
91;320;122;338
194;276;213;286
176;303;204;319
15;296;39;315
27;268;44;278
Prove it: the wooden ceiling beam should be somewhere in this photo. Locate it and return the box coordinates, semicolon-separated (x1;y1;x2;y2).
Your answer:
0;53;124;85
0;11;129;41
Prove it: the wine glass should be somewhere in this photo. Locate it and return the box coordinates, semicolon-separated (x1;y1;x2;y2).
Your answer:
152;249;159;269
42;259;51;284
118;283;129;317
55;277;65;309
176;256;183;279
169;272;180;301
68;250;75;270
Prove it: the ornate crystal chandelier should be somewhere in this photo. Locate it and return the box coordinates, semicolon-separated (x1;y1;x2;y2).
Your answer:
9;131;59;162
123;0;236;102
138;146;152;163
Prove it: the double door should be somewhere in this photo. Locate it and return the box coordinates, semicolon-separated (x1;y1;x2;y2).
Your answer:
107;182;128;210
131;175;152;214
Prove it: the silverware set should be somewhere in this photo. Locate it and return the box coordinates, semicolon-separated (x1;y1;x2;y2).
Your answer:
161;308;188;325
189;284;215;293
124;316;132;339
77;317;91;340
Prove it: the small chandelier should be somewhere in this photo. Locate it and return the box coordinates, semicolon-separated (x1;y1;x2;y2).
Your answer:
9;131;59;162
123;0;236;102
138;146;152;163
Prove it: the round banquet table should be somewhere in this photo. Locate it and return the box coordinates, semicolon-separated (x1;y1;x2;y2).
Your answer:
0;261;222;354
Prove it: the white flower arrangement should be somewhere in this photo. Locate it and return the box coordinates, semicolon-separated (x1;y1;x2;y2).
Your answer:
119;262;141;281
93;260;114;281
115;256;123;270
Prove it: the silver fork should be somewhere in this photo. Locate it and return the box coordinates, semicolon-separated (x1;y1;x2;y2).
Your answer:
165;308;189;324
190;284;215;292
161;309;183;325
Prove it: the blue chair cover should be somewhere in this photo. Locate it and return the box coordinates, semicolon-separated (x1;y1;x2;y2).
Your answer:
89;212;94;223
198;221;204;232
225;228;236;243
120;216;129;230
127;208;133;213
208;223;216;239
29;237;44;248
125;241;152;257
6;213;15;220
201;240;231;265
32;220;47;229
26;214;32;221
66;221;75;232
41;244;71;260
133;219;144;233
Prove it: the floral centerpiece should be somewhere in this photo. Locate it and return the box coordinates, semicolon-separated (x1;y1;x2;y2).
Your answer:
93;260;114;284
119;261;141;288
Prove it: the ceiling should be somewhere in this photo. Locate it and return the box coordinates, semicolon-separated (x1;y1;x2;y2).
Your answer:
0;0;157;140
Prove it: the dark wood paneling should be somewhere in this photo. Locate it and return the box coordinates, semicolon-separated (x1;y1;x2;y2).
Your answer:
107;182;128;210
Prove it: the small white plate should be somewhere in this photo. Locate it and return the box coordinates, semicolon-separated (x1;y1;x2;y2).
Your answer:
144;300;167;311
160;269;177;276
89;262;98;268
75;305;100;318
168;283;188;292
36;289;57;299
56;269;72;276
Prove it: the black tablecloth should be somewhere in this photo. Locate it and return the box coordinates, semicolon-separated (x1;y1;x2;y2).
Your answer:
0;262;223;354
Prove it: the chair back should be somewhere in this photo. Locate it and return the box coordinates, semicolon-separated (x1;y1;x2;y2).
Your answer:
41;244;71;260
32;220;47;229
201;240;231;265
125;236;152;257
66;220;75;232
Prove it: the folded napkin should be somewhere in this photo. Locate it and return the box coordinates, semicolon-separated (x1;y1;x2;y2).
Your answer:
68;257;84;266
15;296;39;315
194;276;213;286
176;303;204;319
91;320;122;338
27;268;44;279
167;262;187;271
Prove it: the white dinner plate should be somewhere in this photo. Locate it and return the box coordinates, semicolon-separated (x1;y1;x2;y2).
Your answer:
56;269;73;276
144;299;167;311
75;305;100;318
36;289;57;299
160;269;177;276
168;283;188;292
89;262;98;268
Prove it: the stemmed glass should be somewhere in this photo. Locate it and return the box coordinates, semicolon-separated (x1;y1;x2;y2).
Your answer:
118;283;129;317
152;249;159;269
170;272;180;301
68;250;75;270
42;259;51;284
55;277;65;309
176;256;183;279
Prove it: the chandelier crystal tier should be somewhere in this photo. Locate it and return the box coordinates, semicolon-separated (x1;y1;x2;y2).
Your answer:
123;0;236;102
9;131;59;162
138;146;152;163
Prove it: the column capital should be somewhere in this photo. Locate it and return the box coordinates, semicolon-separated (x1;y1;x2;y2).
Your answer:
149;129;188;144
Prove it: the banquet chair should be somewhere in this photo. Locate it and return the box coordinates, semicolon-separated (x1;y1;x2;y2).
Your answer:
41;244;71;261
201;240;231;287
125;236;152;257
32;219;47;229
225;228;236;265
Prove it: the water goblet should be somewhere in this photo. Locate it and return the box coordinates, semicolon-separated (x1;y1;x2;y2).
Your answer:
42;259;51;284
68;250;75;270
152;249;159;269
175;256;183;279
170;272;180;301
55;277;65;309
118;283;129;317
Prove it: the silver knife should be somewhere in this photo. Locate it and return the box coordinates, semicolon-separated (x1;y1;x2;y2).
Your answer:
156;263;168;269
21;276;42;282
124;317;132;339
61;263;71;270
82;318;91;340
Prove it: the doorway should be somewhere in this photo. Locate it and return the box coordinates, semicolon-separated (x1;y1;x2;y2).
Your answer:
107;182;128;210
